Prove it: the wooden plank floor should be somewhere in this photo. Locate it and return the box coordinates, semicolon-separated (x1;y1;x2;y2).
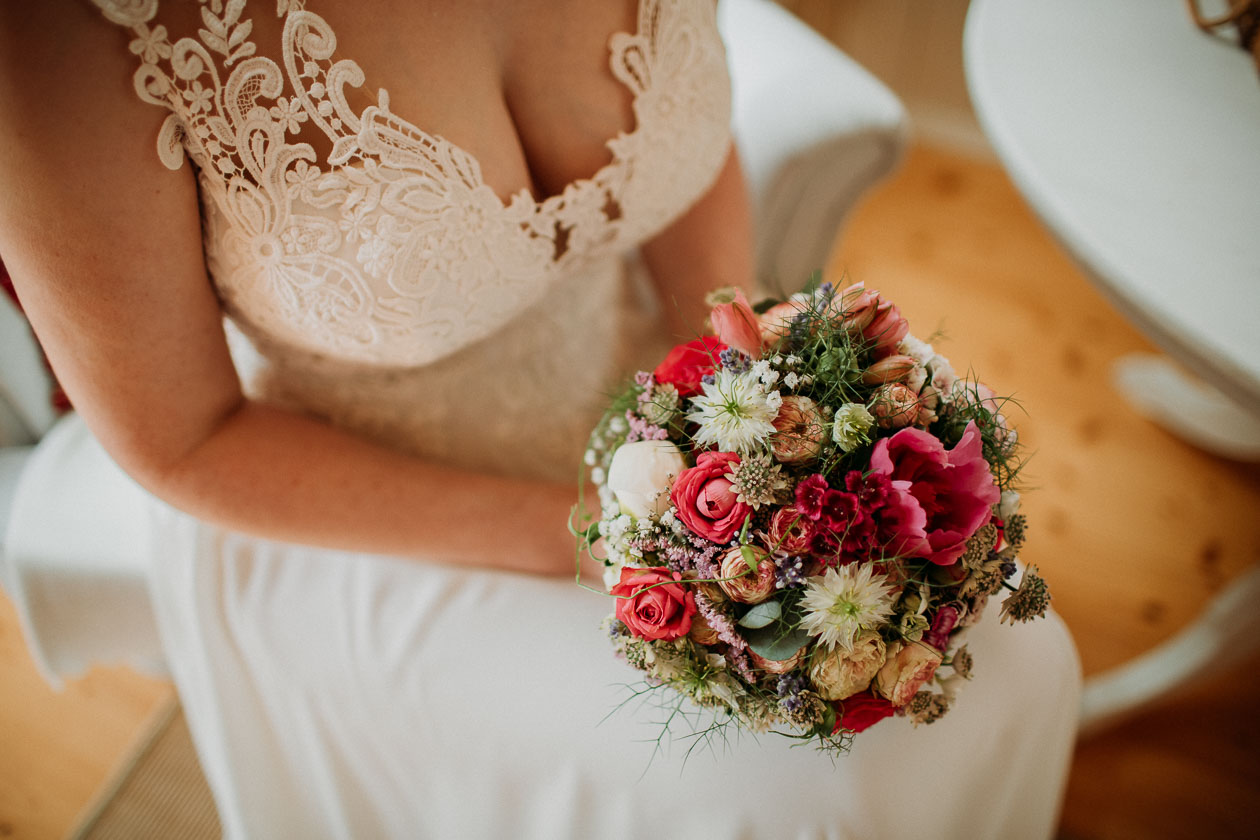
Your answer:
1;143;1257;837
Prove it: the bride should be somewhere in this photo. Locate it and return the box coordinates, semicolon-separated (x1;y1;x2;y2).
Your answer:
0;0;1081;837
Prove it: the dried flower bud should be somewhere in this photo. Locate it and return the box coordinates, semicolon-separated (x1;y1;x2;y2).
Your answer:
771;396;827;464
870;382;922;429
749;647;803;675
767;506;814;555
688;612;721;646
860;355;918;385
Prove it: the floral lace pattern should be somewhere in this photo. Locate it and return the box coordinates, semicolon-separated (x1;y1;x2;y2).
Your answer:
92;0;732;480
93;0;731;366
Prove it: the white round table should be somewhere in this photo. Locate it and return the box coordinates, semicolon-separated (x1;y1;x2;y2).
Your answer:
965;0;1260;734
966;0;1260;458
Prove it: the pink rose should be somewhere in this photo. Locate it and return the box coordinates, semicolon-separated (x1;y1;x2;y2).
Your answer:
833;690;896;734
874;641;942;707
869;422;1000;566
612;567;698;642
653;337;726;397
710;289;762;359
670;451;751;543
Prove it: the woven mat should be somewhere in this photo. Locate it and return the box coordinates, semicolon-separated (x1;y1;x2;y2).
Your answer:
72;700;221;840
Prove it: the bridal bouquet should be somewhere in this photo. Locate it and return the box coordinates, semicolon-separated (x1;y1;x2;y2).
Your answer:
575;278;1051;754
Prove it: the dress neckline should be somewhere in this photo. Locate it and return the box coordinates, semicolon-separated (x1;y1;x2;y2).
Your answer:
306;0;649;214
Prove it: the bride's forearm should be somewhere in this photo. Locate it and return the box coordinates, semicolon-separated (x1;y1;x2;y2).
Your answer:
149;399;588;575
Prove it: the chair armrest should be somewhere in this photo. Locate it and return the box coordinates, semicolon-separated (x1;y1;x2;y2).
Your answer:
2;414;164;685
0;292;57;446
719;0;909;291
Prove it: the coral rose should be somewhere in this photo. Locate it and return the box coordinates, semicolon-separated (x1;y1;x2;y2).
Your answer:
833;690;896;734
874;641;943;707
653;337;726;397
670;451;751;543
869;422;1000;565
611;567;698;642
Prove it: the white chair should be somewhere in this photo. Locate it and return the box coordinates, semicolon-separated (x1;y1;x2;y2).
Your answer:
0;0;908;685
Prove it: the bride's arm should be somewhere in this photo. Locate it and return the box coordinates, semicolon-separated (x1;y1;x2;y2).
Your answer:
640;143;757;339
0;2;585;576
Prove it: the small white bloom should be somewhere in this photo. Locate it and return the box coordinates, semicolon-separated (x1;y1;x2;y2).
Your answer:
831;403;875;452
899;334;935;366
609;416;628;434
589;467;606;485
998;490;1021;520
583;449;598;466
786;354;802;367
783;371;800;389
605;440;685;519
929;355;958;396
752;359;779;388
686;368;782;454
800;564;898;653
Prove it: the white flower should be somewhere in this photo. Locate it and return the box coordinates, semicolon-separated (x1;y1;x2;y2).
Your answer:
998;490;1021;520
686;368;782;454
799;564;898;653
831;403;875;452
752;359;780;388
783;371;800;389
605;440;685;519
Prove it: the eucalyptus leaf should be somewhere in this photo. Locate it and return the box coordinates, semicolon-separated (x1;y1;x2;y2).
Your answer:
744;623;811;662
736;600;782;629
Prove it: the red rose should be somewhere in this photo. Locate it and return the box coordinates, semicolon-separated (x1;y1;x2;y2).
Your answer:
833;690;896;734
653;337;726;397
611;567;698;642
669;451;751;543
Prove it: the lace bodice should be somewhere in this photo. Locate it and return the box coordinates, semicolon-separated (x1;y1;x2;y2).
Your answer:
93;0;732;480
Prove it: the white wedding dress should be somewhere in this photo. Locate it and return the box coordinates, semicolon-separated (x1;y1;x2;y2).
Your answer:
90;1;1081;837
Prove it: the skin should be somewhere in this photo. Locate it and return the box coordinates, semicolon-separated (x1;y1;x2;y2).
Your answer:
0;0;754;576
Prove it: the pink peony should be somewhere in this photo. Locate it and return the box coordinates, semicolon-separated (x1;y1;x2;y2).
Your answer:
670;451;751;543
869;422;1000;566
